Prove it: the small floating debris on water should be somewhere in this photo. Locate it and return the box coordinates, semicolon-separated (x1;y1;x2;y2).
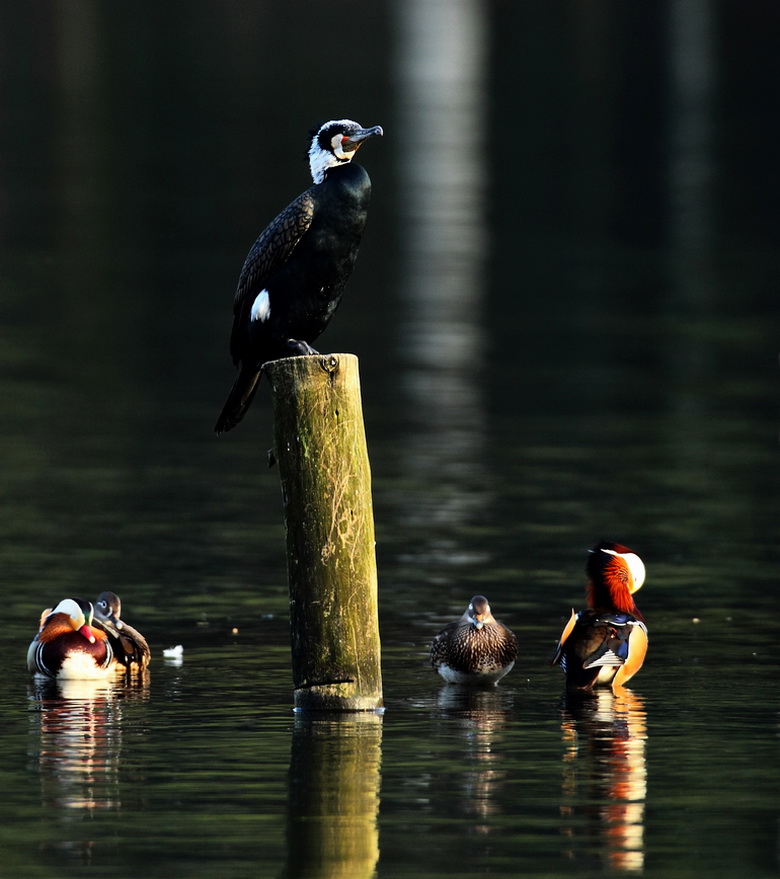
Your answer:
163;645;184;664
692;617;700;624
231;627;239;635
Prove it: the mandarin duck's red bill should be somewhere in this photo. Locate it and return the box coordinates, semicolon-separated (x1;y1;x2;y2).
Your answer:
551;542;648;691
430;595;518;686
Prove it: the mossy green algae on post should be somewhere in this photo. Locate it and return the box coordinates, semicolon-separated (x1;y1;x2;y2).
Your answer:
265;354;383;711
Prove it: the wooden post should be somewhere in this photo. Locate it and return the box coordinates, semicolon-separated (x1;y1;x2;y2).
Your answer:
265;354;383;712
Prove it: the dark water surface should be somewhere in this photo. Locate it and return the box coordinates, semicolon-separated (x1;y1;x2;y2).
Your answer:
1;2;778;877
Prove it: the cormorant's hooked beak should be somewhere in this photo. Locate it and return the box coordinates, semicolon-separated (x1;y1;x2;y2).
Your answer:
342;125;383;153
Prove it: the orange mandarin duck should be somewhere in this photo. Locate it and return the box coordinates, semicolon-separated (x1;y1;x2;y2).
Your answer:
430;595;519;685
27;598;116;680
551;542;648;691
94;591;151;673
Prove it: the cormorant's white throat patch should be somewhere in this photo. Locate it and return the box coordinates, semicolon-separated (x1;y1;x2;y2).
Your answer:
251;289;271;322
331;134;352;160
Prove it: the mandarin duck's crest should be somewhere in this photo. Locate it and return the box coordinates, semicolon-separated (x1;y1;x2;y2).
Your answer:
430;595;519;686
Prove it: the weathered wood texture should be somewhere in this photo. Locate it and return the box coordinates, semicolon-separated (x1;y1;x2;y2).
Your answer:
265;354;383;711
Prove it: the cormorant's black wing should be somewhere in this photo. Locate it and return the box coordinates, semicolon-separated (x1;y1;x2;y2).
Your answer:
230;189;316;364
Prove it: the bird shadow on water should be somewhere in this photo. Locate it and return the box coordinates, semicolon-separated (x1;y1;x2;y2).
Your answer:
558;688;648;873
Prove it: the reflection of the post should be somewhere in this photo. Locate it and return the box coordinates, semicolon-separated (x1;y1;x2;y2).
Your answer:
28;675;150;864
559;688;647;872
283;713;383;879
435;686;513;831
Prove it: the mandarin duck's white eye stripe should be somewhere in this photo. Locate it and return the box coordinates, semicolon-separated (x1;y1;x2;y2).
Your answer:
600;547;646;591
51;598;85;626
623;553;646;590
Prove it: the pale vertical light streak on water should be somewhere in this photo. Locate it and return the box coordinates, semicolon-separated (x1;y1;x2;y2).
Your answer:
392;0;493;573
668;0;716;257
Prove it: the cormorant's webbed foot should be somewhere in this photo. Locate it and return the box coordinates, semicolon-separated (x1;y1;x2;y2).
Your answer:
285;339;319;356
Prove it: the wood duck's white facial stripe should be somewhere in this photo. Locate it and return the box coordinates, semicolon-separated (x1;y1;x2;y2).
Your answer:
251;289;271;322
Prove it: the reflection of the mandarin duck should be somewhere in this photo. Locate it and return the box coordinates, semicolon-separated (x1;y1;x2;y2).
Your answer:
559;687;647;873
435;686;514;832
28;675;150;864
283;712;383;879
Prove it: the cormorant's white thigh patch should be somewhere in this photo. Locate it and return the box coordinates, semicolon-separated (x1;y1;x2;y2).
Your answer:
251;290;271;322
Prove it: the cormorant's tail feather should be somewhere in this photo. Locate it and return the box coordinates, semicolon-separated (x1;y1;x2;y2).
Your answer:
214;367;263;434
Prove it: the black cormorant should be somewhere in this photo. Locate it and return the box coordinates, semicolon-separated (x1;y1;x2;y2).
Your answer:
215;118;383;434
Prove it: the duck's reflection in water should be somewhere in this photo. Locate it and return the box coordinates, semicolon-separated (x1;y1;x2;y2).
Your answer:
28;674;150;864
559;687;647;872
435;685;514;832
283;712;383;879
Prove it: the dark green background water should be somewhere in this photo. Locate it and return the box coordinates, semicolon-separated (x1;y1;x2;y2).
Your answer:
0;1;777;877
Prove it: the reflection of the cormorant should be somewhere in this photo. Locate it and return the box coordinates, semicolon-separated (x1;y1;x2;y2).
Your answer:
559;687;647;872
282;713;383;879
28;674;150;863
435;686;514;831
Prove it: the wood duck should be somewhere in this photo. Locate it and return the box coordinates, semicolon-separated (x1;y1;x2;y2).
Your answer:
215;118;383;433
28;598;115;680
430;595;519;685
551;541;648;691
94;591;151;672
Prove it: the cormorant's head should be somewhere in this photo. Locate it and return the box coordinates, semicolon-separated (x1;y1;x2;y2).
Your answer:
308;119;383;184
